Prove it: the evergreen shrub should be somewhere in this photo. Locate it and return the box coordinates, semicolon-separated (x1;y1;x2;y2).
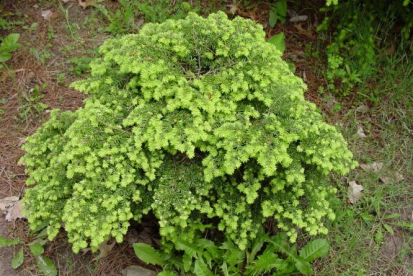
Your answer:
20;12;356;253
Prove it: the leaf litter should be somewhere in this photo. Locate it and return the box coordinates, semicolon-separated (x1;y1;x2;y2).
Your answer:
0;196;25;222
360;162;404;184
348;181;364;204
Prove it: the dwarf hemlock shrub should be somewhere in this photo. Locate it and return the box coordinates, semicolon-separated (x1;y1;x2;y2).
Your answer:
20;12;356;253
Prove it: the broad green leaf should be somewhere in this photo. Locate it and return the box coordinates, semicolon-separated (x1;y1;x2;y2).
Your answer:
223;248;244;269
176;240;202;258
29;242;45;256
268;33;285;54
383;223;394;235
1;33;20;52
197;238;216;250
395;222;413;230
181;2;191;11
183;253;192;272
221;239;244;267
266;233;289;255
275;0;287;16
375;226;383;245
133;243;164;265
247;229;267;265
0;236;22;247
194;259;213;276
294;256;313;275
274;0;287;23
269;10;277;28
221;261;229;276
35;228;49;239
5;33;20;45
245;252;284;275
36;255;57;276
198;239;220;260
272;262;296;276
299;239;330;262
0;52;12;62
267;235;313;275
360;212;375;223
384;213;400;220
203;251;213;267
11;248;24;269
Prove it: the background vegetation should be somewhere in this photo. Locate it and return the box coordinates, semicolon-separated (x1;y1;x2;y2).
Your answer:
0;0;411;275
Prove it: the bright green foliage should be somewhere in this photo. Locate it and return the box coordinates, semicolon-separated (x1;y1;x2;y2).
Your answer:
0;33;20;68
133;231;330;275
269;0;287;27
21;12;356;253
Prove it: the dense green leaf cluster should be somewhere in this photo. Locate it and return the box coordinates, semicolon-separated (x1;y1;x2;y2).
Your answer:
21;12;356;253
319;0;412;95
133;230;330;275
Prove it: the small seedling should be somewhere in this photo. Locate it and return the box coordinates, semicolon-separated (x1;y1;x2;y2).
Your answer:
57;73;66;85
16;83;49;122
0;231;57;275
0;97;6;117
30;48;52;64
0;33;20;68
269;0;287;27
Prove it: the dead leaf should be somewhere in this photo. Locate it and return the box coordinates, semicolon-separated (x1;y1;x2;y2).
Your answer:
0;196;19;212
18;137;26;147
93;240;116;261
290;15;308;23
380;172;405;184
313;14;319;29
385;45;395;56
41;10;54;20
293;23;316;39
360;162;384;173
137;17;145;28
126;228;139;245
78;0;97;9
138;229;152;245
356;104;369;113
122;266;157;276
226;0;239;15
348;181;364;204
81;247;91;255
357;126;367;138
5;200;24;222
287;9;298;17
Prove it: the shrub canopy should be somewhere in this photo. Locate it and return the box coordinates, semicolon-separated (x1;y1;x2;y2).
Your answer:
21;12;356;253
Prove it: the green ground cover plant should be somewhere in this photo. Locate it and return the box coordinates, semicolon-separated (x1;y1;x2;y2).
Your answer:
0;33;20;69
133;230;330;275
0;233;57;275
20;12;356;257
318;0;412;96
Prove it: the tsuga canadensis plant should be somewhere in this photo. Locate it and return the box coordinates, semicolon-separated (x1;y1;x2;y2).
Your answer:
20;12;357;253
